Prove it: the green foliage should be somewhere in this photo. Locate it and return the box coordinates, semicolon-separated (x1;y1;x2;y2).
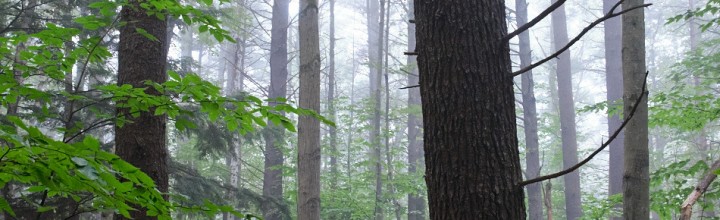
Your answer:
580;194;622;220
650;160;720;219
0;0;324;217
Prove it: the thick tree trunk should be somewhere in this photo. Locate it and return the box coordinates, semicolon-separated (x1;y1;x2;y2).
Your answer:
622;0;649;218
516;0;542;219
297;0;321;219
406;1;425;219
603;1;624;219
414;0;525;218
263;1;289;219
550;1;582;219
115;0;169;218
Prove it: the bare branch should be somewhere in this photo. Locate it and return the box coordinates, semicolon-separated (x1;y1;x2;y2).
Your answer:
680;159;720;220
512;2;651;76
519;71;649;187
504;0;568;41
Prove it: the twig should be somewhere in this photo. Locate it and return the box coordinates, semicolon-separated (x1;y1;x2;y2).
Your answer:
399;85;419;90
519;71;649;187
504;0;569;41
512;1;652;76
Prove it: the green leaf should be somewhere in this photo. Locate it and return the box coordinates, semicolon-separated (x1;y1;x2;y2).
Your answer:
0;197;15;216
135;28;159;41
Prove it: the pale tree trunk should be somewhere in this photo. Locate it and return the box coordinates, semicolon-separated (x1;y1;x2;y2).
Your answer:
262;0;289;219
406;0;425;219
381;1;400;219
368;0;384;218
622;0;649;218
516;0;542;219
680;160;720;220
603;1;624;219
115;0;169;218
550;1;582;219
179;27;193;74
414;0;525;218
297;0;321;218
327;0;338;190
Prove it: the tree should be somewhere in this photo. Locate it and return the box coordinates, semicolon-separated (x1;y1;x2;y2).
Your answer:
263;0;290;219
622;0;649;218
550;0;582;219
414;0;525;218
406;1;425;219
297;0;321;218
516;0;543;219
365;0;385;217
115;0;169;218
603;0;624;219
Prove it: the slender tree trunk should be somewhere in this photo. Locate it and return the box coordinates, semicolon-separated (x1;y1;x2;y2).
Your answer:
516;0;542;219
604;1;624;219
115;0;169;218
297;0;321;218
263;1;289;219
414;0;525;218
544;182;554;220
369;0;385;218
327;0;338;191
622;0;649;218
380;1;400;219
406;1;425;219
550;1;582;219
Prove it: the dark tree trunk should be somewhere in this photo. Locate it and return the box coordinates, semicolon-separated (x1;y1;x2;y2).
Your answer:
115;0;169;219
516;0;542;219
603;1;624;219
550;1;582;219
262;0;289;219
406;0;425;219
414;0;525;218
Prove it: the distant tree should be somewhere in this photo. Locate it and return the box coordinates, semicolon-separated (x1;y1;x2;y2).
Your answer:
263;0;290;219
516;0;543;219
550;1;582;219
405;0;425;219
603;0;624;219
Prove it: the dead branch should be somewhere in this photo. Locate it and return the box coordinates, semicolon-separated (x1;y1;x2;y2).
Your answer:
512;1;652;76
519;71;649;187
680;159;720;220
504;0;568;41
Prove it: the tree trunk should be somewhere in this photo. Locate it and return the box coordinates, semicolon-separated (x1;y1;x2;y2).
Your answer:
115;0;169;218
622;0;649;218
327;0;338;190
368;0;384;218
603;1;624;219
516;0;542;219
297;0;321;218
263;1;289;220
406;1;425;219
550;1;582;219
414;0;525;218
544;182;554;220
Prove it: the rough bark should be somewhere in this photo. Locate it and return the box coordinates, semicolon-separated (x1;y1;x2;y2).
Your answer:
406;0;425;219
297;0;321;218
414;0;525;218
263;1;289;220
603;1;624;219
115;0;169;218
622;0;649;218
550;1;582;219
516;0;543;219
